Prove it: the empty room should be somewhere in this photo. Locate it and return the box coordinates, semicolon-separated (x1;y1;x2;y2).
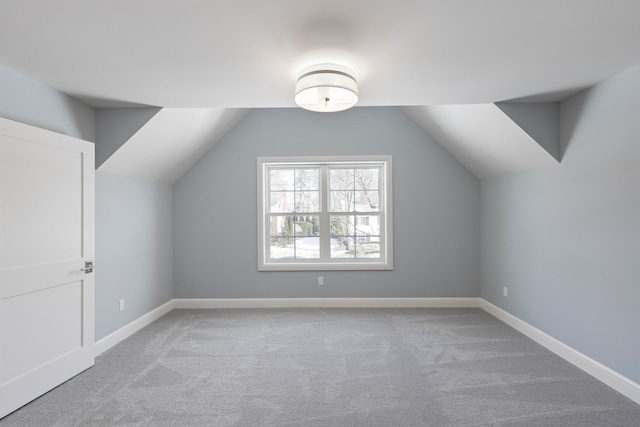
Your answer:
1;1;639;426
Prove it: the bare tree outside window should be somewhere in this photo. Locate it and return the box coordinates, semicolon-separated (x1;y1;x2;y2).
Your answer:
329;167;380;258
268;168;320;259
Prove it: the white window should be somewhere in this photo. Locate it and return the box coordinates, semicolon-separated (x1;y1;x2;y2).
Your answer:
357;234;371;243
356;216;370;226
258;156;393;271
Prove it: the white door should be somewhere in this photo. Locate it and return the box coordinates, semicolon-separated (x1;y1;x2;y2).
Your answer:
0;117;95;418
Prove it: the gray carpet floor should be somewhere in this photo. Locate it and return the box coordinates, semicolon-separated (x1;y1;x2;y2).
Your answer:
1;308;639;426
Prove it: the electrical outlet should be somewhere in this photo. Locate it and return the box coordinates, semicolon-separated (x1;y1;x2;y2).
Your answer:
119;299;125;311
318;276;324;286
503;287;508;297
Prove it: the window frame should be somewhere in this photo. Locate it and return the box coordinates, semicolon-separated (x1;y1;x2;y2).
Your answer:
257;156;393;271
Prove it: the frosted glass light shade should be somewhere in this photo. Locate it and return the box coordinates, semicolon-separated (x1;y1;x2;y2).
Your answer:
294;64;359;112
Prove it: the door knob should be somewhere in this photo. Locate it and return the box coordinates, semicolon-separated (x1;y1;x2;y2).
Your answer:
81;261;94;273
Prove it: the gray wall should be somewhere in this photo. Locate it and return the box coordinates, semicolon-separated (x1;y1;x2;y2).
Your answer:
0;63;171;341
0;64;95;142
481;64;640;383
174;107;481;298
95;171;174;340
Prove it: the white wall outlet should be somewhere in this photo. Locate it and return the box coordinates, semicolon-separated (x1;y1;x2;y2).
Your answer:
119;299;125;311
318;276;324;286
503;287;508;297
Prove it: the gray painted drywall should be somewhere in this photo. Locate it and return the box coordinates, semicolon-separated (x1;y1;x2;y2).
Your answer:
173;107;480;298
0;64;172;341
481;64;640;383
95;107;161;167
495;102;561;161
95;171;173;340
0;64;95;142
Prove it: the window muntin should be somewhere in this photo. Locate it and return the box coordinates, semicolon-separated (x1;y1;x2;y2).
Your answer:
258;156;392;271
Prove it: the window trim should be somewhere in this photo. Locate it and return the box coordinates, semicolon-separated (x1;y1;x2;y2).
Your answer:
257;156;393;271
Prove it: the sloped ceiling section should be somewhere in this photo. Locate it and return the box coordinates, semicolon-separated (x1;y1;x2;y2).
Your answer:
98;108;249;183
99;104;561;184
495;102;560;161
402;104;560;179
95;107;161;167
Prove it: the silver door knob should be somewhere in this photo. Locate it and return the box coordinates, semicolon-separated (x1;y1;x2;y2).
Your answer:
81;261;94;273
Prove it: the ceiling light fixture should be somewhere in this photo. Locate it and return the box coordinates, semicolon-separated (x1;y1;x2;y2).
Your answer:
294;64;359;112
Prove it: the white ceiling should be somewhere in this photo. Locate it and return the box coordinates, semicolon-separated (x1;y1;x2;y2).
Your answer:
1;0;640;108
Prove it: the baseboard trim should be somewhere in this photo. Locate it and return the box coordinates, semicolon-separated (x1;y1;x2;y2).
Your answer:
173;297;481;309
95;300;175;356
478;299;640;405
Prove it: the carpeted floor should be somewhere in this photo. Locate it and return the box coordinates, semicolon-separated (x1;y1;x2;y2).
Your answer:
1;308;639;426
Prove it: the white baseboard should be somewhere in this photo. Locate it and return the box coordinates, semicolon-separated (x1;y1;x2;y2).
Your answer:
478;299;640;405
95;300;175;356
173;297;481;309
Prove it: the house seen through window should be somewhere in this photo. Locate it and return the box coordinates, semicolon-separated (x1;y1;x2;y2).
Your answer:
257;156;393;271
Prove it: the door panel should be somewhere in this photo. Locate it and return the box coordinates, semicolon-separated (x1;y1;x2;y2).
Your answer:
0;135;83;269
0;280;83;385
0;117;94;419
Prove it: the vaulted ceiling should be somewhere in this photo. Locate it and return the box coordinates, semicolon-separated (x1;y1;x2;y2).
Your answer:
2;0;639;180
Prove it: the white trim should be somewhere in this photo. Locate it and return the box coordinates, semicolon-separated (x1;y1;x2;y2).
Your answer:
94;300;175;356
174;297;480;309
479;299;640;405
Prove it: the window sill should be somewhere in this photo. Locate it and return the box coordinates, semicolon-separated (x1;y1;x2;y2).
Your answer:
258;261;393;271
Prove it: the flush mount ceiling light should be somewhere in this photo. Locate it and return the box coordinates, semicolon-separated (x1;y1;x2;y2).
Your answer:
294;64;359;112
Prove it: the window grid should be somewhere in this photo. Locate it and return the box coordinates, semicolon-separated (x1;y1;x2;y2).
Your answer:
267;167;321;261
269;166;384;261
258;157;392;271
